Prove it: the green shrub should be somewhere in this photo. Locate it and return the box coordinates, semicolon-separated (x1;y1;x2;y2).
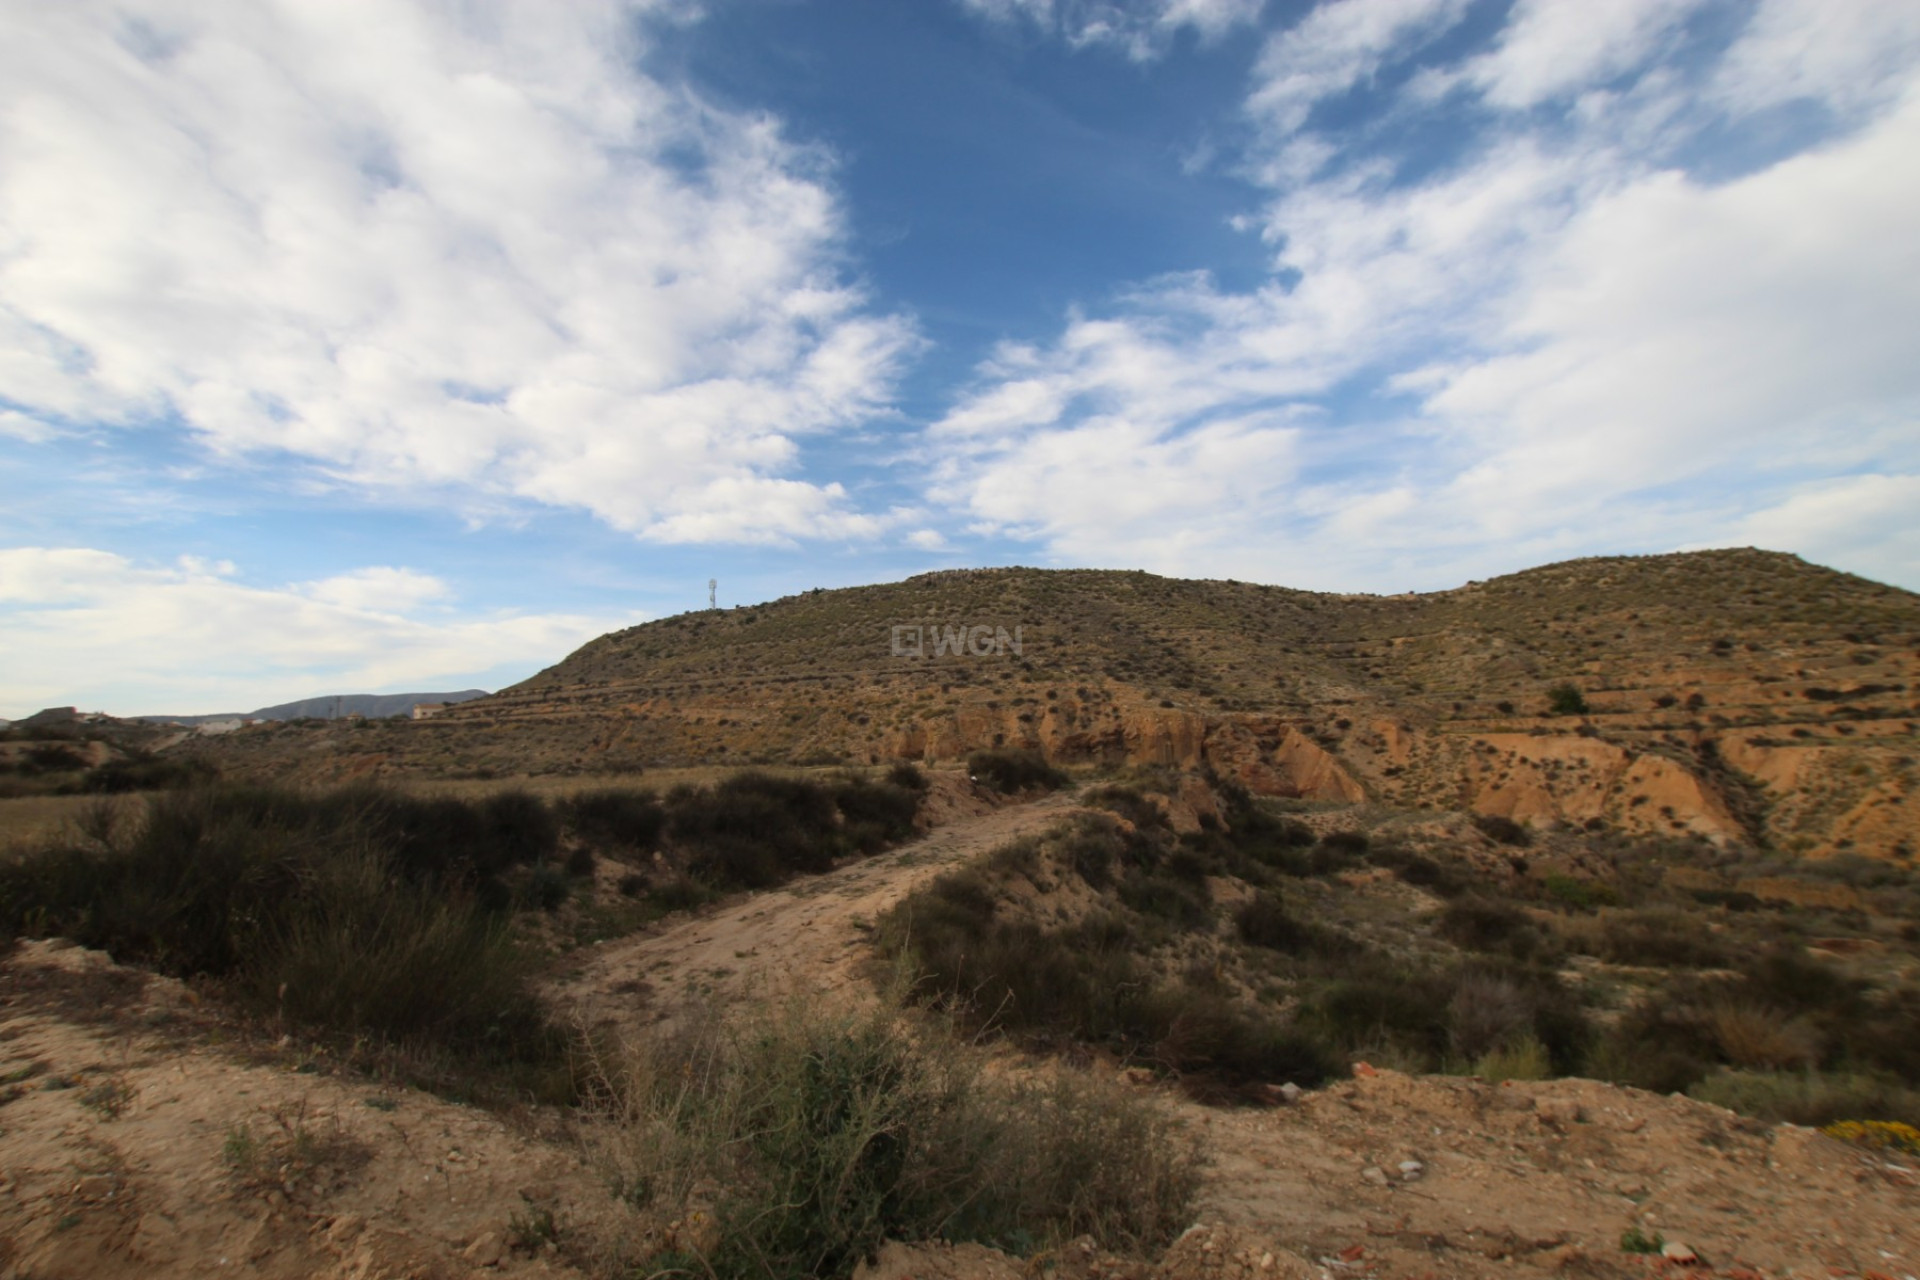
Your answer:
79;754;218;794
667;772;843;888
1547;684;1589;716
1543;874;1616;911
1117;872;1212;930
881;863;1338;1090
1082;785;1170;832
589;1001;1203;1277
0;784;562;1070
1306;969;1452;1062
1438;897;1553;961
1592;909;1736;968
1368;845;1469;897
1687;1070;1920;1129
1234;893;1355;958
664;771;923;890
560;788;664;853
829;775;922;851
1471;813;1532;847
885;762;929;792
1620;1226;1664;1254
966;749;1069;795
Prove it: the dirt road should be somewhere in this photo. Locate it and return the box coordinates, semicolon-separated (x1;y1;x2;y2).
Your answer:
554;788;1081;1038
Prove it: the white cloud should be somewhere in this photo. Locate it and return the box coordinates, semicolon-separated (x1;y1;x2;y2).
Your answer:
1460;0;1704;110
925;0;1920;591
304;566;452;613
957;0;1267;58
0;409;59;442
1728;474;1920;587
0;547;627;716
0;0;912;544
1715;0;1920;116
1245;0;1469;135
1420;94;1920;528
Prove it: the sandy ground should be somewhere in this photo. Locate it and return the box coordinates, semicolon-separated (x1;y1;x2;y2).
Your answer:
5;785;1917;1280
552;785;1081;1039
0;941;612;1280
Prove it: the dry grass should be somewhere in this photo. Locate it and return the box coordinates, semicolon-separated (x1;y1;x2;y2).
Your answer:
580;994;1203;1278
0;793;135;848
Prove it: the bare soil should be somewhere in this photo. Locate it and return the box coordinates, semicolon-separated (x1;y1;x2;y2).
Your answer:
4;789;1916;1280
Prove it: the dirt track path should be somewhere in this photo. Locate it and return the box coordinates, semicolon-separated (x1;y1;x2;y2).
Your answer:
555;790;1080;1038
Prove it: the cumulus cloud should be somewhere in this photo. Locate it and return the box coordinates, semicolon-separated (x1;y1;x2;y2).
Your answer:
957;0;1267;58
0;0;911;545
0;547;627;716
928;0;1920;589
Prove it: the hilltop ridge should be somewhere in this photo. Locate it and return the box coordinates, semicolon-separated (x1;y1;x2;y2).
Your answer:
189;548;1919;859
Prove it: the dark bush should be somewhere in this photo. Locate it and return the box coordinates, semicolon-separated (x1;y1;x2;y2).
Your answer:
1591;909;1737;968
1472;813;1532;847
1368;845;1469;897
79;755;217;793
0;784;559;1068
1439;897;1551;961
1233;892;1355;958
1083;785;1170;832
1547;684;1589;716
1305;967;1453;1062
882;864;1338;1091
885;761;930;792
830;776;922;851
565;845;597;878
601;1003;1204;1280
647;875;713;913
664;771;923;890
522;865;571;912
668;772;842;888
1116;872;1211;931
560;788;665;852
966;749;1069;795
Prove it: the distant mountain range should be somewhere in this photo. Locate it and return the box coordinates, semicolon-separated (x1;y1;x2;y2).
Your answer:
141;690;489;726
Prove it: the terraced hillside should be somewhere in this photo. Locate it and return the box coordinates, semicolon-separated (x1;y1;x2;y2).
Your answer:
193;549;1919;858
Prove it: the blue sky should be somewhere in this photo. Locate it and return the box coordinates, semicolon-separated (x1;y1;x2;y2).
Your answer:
3;0;1918;715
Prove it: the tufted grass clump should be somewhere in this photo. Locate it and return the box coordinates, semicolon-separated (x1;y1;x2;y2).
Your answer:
585;999;1203;1279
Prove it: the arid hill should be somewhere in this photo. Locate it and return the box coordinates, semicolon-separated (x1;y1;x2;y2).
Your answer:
189;548;1919;859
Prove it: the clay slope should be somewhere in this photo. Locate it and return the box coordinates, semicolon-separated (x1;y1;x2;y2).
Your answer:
191;549;1920;858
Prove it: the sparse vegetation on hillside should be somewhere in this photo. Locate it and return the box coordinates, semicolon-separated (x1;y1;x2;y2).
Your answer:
966;747;1070;795
878;773;1920;1122
172;548;1920;862
0;785;567;1089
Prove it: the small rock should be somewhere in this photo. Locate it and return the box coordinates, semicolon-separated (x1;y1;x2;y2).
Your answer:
1661;1241;1701;1266
1279;1083;1304;1104
1545;1245;1586;1271
1361;1166;1391;1187
462;1230;507;1267
72;1175;116;1201
1398;1160;1424;1180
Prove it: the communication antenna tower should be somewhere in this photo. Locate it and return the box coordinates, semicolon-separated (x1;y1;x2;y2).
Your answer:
708;578;717;610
